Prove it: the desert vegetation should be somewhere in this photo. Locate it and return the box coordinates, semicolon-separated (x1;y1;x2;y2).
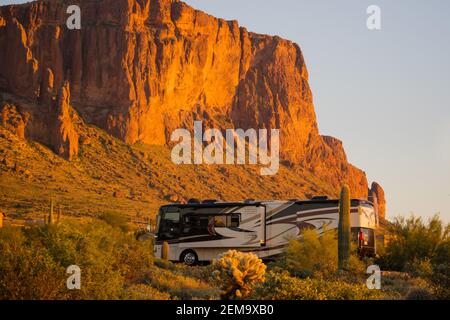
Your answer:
376;214;450;299
0;211;448;300
212;250;266;299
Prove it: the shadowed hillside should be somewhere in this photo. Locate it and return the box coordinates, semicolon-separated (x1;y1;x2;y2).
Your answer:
0;96;337;223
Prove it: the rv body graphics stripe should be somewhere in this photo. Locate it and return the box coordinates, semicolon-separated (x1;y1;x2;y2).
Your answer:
265;202;295;219
268;206;358;225
220;206;240;214
269;206;335;224
156;203;365;258
266;225;298;242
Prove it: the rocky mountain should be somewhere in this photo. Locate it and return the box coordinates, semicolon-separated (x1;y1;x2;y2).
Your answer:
0;0;385;220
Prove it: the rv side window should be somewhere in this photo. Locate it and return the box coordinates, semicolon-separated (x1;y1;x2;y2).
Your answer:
228;214;240;227
183;215;210;236
213;216;226;227
213;214;240;228
182;214;240;235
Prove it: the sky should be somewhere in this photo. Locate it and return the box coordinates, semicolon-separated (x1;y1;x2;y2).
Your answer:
2;0;450;223
181;0;450;223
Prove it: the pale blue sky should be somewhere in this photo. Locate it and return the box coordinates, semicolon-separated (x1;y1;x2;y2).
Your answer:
2;0;450;222
182;0;450;223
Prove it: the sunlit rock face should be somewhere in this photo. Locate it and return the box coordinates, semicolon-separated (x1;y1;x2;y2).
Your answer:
369;182;386;220
0;0;370;197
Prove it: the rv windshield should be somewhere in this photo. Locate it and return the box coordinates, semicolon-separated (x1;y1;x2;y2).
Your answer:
157;211;181;240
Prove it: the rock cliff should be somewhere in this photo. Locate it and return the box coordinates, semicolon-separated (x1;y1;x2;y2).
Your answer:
369;182;386;220
0;0;375;199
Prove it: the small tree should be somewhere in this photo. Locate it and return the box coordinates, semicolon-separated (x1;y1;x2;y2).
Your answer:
212;250;266;300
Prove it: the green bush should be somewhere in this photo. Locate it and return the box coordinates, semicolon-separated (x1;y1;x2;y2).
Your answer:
0;219;154;300
404;258;433;278
405;287;434;300
251;270;384;300
428;263;450;299
280;228;337;277
0;227;67;299
277;228;366;280
381;215;449;271
378;214;449;300
99;211;130;232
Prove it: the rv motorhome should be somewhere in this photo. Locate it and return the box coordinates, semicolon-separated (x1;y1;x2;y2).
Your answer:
153;198;378;265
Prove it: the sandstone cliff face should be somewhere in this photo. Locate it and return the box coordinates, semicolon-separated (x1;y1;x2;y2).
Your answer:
52;81;79;160
1;103;29;140
369;182;386;220
0;0;370;198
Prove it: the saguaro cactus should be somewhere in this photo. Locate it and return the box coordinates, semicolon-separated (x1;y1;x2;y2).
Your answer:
57;205;62;224
338;185;351;271
162;241;170;260
47;199;55;225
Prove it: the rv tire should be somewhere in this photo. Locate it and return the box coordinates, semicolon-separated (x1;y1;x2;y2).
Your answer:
180;250;198;266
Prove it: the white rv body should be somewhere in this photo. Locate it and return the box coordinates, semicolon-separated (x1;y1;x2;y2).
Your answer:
154;199;378;264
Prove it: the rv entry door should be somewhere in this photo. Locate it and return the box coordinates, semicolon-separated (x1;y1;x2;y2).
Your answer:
258;206;267;246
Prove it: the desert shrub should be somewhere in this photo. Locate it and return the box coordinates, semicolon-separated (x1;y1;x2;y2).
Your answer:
428;263;450;299
381;271;430;299
277;228;366;281
211;250;266;300
122;284;170;300
380;215;449;271
170;261;216;283
282;229;337;277
40;220;153;298
0;219;154;300
432;231;450;265
0;227;67;299
428;232;450;299
404;258;433;278
154;258;172;270
141;267;219;300
379;214;450;300
405;287;434;300
251;270;384;300
341;254;370;283
99;211;130;232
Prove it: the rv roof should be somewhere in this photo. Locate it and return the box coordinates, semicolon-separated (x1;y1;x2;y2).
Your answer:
160;201;262;210
161;198;373;209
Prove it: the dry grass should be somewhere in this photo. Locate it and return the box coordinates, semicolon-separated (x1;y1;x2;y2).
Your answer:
140;265;220;300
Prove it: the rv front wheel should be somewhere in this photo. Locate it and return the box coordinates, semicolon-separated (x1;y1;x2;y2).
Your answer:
180;250;198;266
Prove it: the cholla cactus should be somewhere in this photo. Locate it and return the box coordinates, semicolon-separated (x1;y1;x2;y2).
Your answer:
212;250;266;300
